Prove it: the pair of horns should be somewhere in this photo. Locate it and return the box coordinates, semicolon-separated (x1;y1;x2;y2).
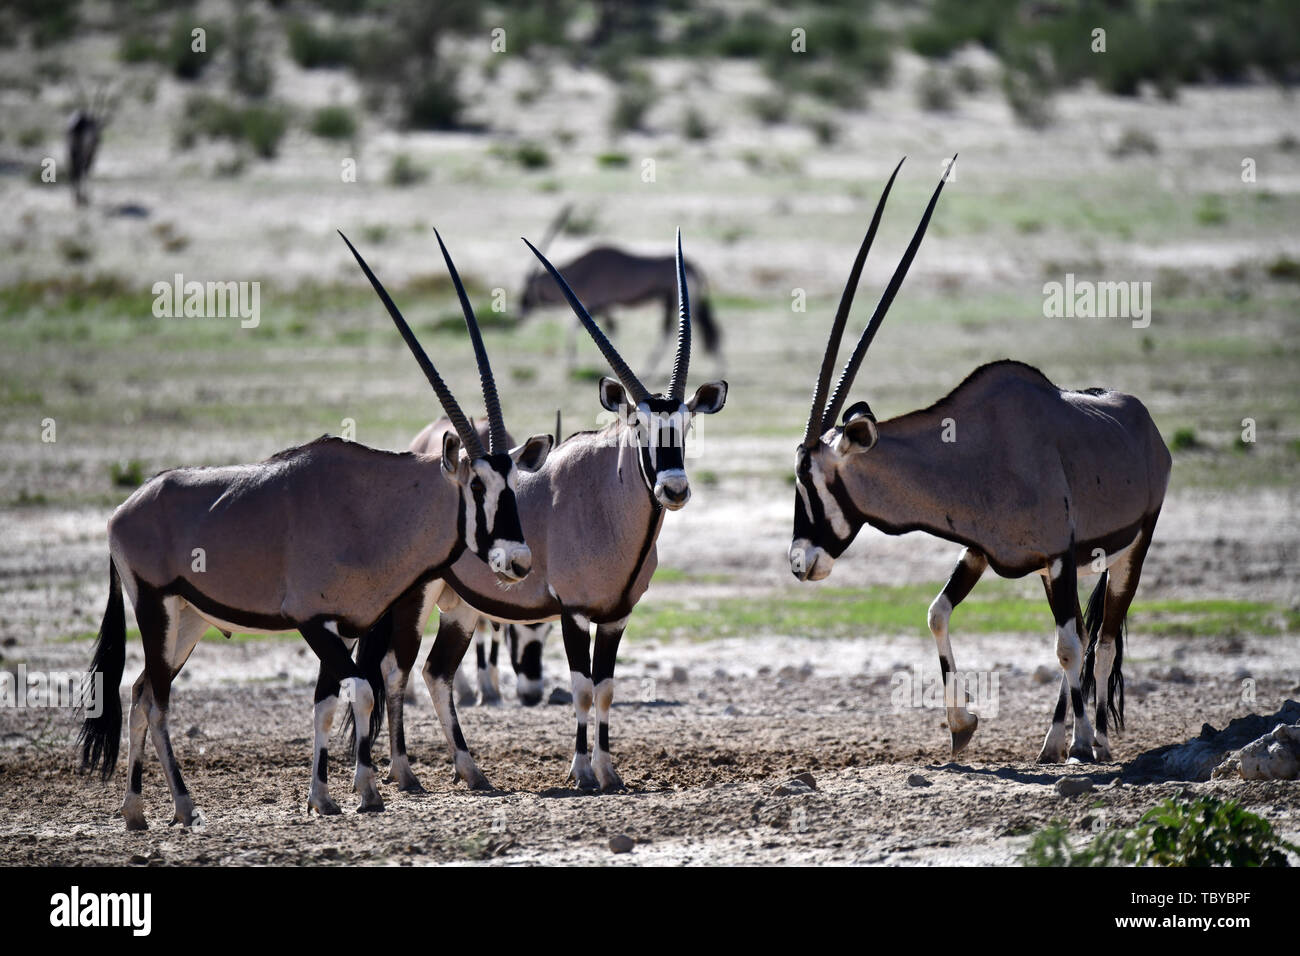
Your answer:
339;230;506;459
522;229;693;403
803;156;955;448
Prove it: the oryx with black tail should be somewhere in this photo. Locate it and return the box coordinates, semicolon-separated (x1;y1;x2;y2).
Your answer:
366;229;727;793
517;208;723;376
790;158;1170;763
78;230;551;829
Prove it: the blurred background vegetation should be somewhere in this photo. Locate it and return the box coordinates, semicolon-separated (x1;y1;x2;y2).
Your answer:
1;0;1296;152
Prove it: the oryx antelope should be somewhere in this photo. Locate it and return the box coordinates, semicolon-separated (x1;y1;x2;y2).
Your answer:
355;230;727;793
790;158;1170;763
67;83;113;206
78;230;552;829
518;209;722;376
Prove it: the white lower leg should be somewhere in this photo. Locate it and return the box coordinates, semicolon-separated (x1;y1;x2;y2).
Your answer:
346;677;383;810
1092;639;1116;759
1057;618;1094;759
569;671;597;789
308;695;340;814
928;595;978;745
121;681;151;830
425;671;490;789
591;678;622;790
146;701;194;825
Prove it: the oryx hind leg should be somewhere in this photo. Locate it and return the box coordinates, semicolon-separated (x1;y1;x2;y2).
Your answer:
422;601;493;791
476;620;503;706
382;584;429;792
140;595;207;826
122;673;151;830
1088;511;1159;761
1037;555;1094;764
560;612;599;791
928;548;988;755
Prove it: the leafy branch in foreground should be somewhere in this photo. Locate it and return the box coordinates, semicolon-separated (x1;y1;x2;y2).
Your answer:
1024;794;1298;867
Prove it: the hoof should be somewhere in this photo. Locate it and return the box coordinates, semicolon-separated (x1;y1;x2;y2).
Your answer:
357;797;385;814
124;815;148;832
1068;745;1095;764
396;776;426;794
1093;744;1113;762
569;764;600;792
1037;746;1068;765
462;771;494;792
309;794;343;816
950;715;979;755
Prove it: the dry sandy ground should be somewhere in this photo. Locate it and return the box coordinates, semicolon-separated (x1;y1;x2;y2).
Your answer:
1;624;1297;866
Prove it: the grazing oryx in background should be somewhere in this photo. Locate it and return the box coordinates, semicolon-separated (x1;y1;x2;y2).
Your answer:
67;83;113;206
790;158;1170;764
79;230;552;829
517;208;723;376
361;230;727;794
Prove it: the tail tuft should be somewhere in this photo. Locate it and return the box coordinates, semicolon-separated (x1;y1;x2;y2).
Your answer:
77;559;126;780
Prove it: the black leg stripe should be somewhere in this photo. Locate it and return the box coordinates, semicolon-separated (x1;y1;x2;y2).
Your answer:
598;722;610;753
316;748;328;782
575;723;588;756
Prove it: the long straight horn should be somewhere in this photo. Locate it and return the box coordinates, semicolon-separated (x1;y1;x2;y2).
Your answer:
433;229;507;454
667;228;691;402
821;156;954;433
802;157;905;447
521;236;651;404
338;230;486;459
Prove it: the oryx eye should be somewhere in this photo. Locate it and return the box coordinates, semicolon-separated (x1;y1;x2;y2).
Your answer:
470;477;484;494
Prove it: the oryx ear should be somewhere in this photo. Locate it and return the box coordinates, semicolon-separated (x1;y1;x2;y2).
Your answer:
836;404;878;455
440;430;462;478
598;377;627;414
511;434;553;473
687;380;728;415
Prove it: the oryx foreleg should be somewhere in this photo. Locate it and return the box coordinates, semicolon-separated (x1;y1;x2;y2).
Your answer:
138;595;205;827
928;548;988;755
561;612;598;791
591;618;628;792
1037;554;1094;763
422;601;493;790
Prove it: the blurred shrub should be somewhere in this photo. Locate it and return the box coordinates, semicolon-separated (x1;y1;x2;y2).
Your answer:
609;72;654;134
310;105;357;141
917;68;955;111
1111;127;1159;158
747;91;790;126
682;106;711;141
168;18;223;80
386;153;428;187
177;94;288;159
287;19;358;69
230;6;275;99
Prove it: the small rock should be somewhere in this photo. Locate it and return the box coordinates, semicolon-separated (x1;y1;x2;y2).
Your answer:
712;668;729;680
1165;666;1191;684
721;704;739;717
609;834;635;854
906;774;931;788
276;670;289;681
1055;776;1094;797
1233;667;1252;681
670;666;689;683
186;725;202;738
547;687;573;706
1032;665;1056;684
129;854;148;865
791;771;817;790
773;778;814;796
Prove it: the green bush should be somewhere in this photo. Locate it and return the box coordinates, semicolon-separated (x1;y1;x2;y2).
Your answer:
286;19;358;69
403;70;464;130
310;105;357;141
168;18;222;81
1024;795;1298;867
513;141;551;169
178;95;287;159
609;73;655;134
917;68;955;112
386;153;428;187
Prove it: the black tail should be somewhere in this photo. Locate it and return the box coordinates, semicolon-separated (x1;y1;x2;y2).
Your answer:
342;609;391;753
78;559;125;780
1080;571;1125;731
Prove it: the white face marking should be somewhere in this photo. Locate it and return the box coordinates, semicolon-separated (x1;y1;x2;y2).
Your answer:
472;460;507;541
807;456;850;539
